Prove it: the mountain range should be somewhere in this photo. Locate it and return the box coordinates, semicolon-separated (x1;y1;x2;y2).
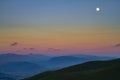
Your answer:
0;53;115;80
23;58;120;80
0;72;16;80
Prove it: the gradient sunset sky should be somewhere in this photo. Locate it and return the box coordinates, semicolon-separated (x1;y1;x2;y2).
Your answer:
0;0;120;56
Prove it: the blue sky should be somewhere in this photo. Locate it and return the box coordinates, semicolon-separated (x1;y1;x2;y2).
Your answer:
0;0;120;28
0;0;120;56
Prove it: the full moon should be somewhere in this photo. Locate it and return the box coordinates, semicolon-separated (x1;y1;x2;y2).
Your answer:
96;7;100;12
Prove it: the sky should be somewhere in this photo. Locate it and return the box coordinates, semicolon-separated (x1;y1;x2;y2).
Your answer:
0;0;120;56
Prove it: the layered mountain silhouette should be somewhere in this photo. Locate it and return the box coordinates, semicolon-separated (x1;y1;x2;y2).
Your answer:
0;53;115;79
0;72;16;80
0;62;49;80
0;53;50;65
23;58;120;80
0;61;47;77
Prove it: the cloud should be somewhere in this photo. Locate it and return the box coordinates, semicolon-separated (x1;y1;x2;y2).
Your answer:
30;48;35;50
114;43;120;47
23;48;27;50
10;42;18;46
23;48;35;50
48;48;61;51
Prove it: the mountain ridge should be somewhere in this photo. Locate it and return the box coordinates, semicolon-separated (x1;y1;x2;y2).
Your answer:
23;58;120;80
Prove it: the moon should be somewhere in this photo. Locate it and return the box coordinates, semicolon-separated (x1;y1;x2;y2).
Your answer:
96;7;100;12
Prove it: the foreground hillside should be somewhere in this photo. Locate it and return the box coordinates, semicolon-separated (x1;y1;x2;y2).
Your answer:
24;58;120;80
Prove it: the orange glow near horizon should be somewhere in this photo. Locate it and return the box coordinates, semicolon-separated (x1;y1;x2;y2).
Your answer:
0;26;120;56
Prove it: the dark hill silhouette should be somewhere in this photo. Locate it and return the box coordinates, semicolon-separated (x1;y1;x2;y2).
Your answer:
23;58;120;80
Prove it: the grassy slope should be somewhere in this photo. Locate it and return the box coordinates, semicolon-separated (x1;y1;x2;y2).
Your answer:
23;59;120;80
